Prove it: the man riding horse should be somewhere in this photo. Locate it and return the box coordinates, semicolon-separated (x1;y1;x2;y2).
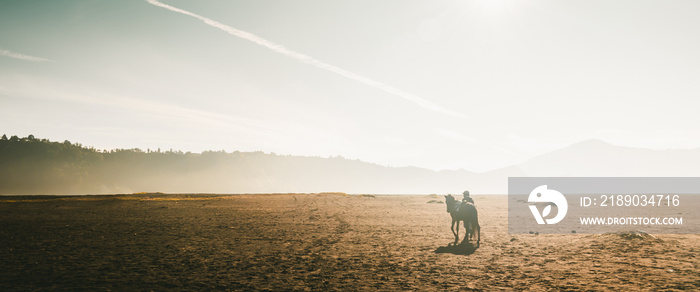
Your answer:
444;191;480;245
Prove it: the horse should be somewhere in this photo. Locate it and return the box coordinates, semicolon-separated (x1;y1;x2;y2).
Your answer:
444;194;480;245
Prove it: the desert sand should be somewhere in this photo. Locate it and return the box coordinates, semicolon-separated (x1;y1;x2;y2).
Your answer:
0;193;697;291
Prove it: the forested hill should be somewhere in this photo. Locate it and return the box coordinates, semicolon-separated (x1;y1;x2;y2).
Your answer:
0;135;473;195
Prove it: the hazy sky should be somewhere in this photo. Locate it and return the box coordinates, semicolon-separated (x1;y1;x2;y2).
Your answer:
2;0;699;172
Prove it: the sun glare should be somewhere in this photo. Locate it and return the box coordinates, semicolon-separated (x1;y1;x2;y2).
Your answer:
475;0;511;10
466;0;523;19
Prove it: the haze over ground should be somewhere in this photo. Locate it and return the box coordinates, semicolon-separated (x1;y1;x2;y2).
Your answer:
3;135;700;194
2;0;700;173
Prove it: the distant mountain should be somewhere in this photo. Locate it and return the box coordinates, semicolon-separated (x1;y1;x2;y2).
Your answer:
2;135;699;195
519;139;700;177
468;139;700;193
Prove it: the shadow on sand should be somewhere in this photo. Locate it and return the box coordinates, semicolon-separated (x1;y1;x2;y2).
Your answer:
434;241;479;256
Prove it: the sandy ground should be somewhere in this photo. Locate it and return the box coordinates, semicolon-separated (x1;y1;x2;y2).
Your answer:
0;193;698;291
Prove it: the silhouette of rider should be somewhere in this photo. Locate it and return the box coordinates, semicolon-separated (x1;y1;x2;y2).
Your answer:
462;190;474;204
461;190;475;236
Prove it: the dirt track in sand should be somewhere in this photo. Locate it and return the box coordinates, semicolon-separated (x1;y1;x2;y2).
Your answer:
0;193;698;291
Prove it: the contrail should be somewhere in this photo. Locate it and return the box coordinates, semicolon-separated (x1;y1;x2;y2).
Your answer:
0;48;53;62
145;0;465;118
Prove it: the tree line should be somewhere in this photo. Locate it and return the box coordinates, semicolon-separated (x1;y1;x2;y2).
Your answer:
0;134;472;195
0;134;280;194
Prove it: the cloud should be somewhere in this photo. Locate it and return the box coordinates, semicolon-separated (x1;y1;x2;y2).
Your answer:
0;49;53;62
145;0;466;118
0;74;286;139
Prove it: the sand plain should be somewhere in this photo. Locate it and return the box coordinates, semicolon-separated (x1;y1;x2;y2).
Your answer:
0;193;697;291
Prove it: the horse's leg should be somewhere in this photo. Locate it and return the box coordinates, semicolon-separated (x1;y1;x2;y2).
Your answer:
463;220;469;242
470;222;475;241
475;216;480;244
450;219;459;243
477;224;481;244
466;221;472;242
455;220;461;244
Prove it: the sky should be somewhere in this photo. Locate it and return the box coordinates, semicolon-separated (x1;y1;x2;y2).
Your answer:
1;0;699;172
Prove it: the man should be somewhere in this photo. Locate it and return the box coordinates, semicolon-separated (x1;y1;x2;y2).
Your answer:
462;190;474;204
461;190;476;239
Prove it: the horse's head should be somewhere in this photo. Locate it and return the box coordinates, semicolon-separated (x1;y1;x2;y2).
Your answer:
444;194;457;213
